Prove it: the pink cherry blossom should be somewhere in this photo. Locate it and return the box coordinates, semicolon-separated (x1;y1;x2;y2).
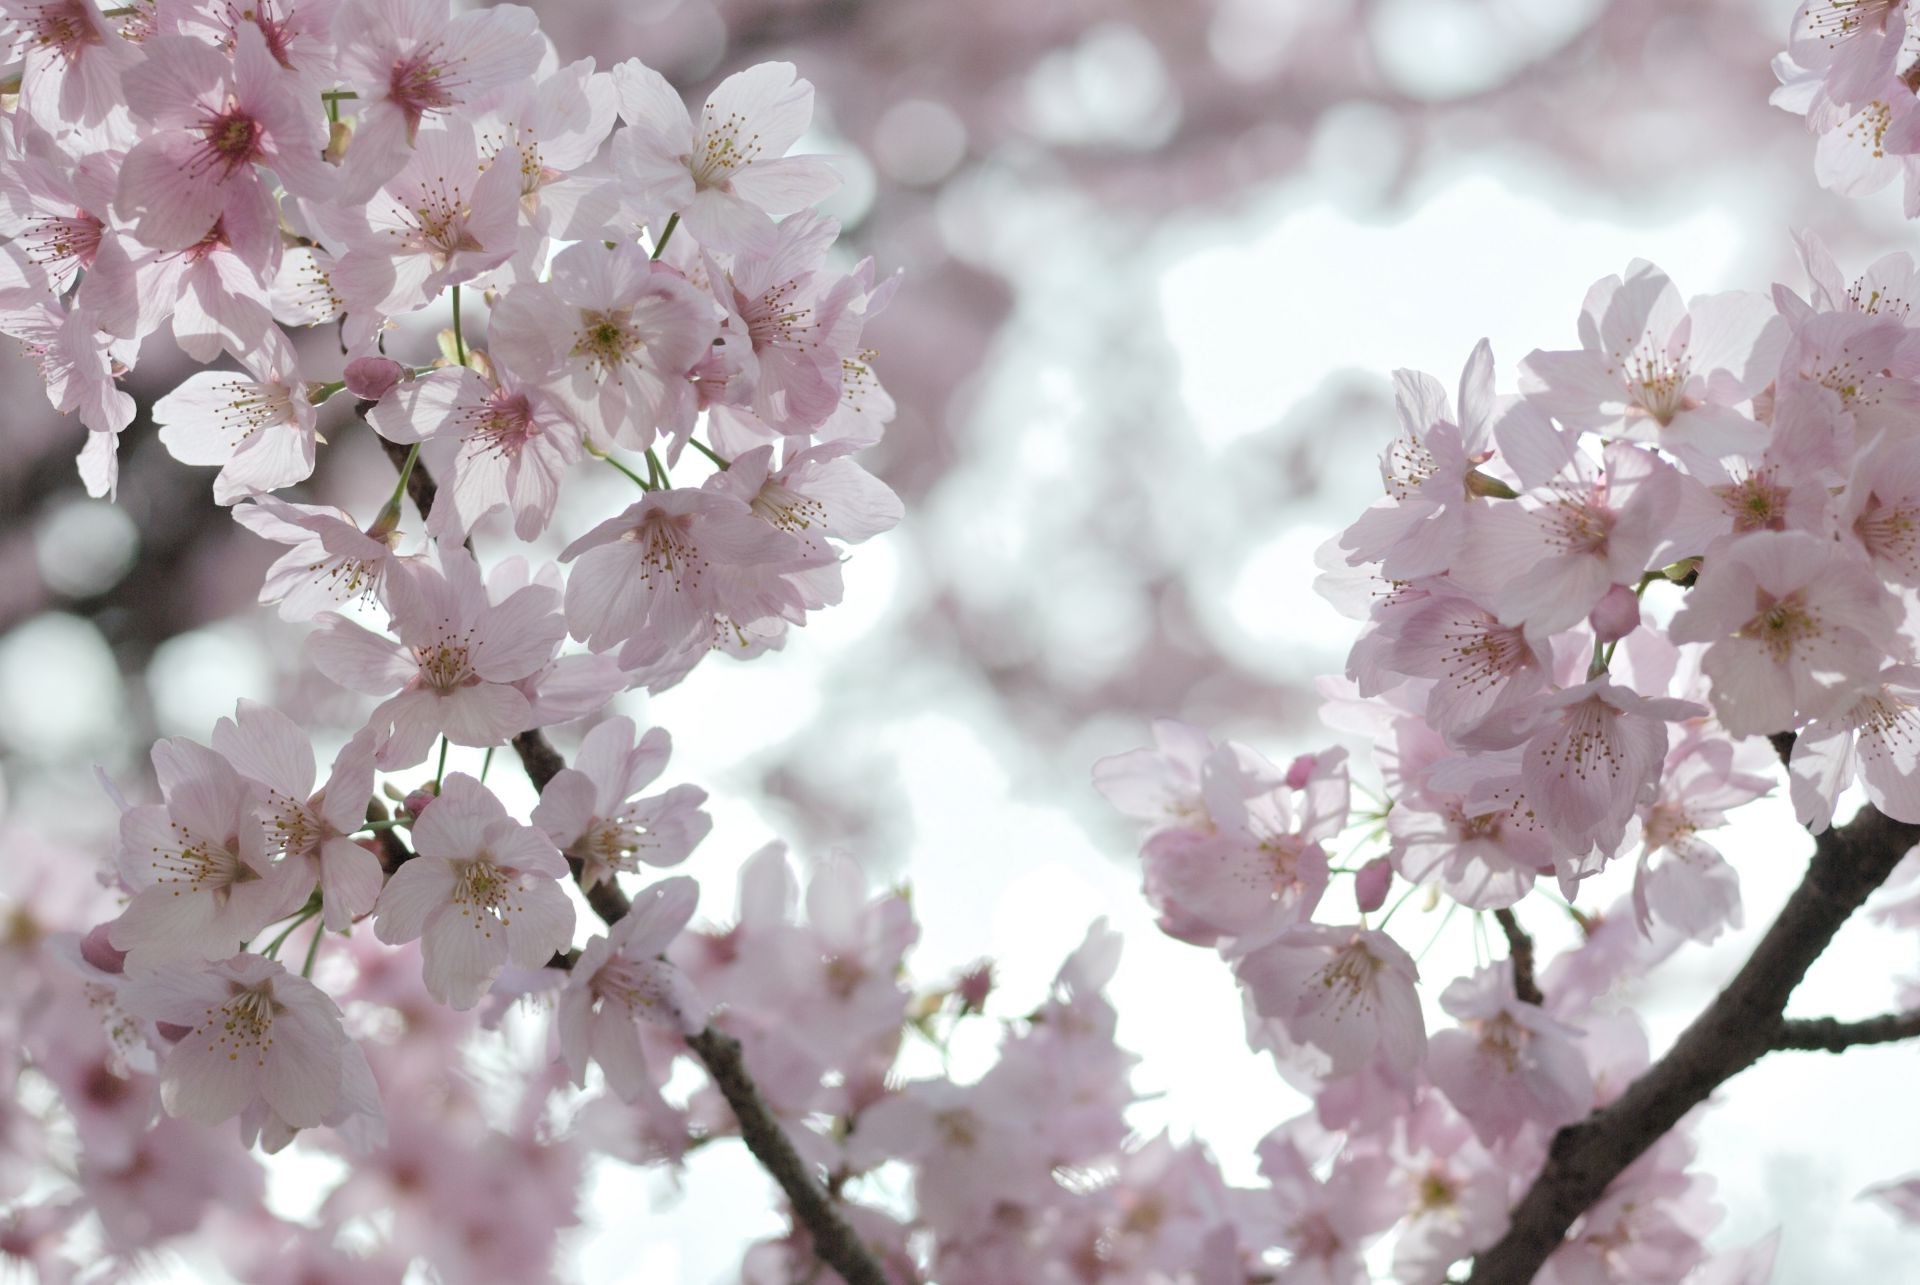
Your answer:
1236;923;1426;1083
107;739;310;969
2;0;139;131
210;702;382;932
153;327;317;503
1429;964;1594;1146
529;716;710;892
231;496;404;622
309;545;566;769
1631;736;1772;943
488;240;717;449
0;298;135;497
1518;260;1783;463
556;877;706;1100
1788;662;1920;832
1669;529;1899;736
371;773;574;1009
610;59;839;256
122;954;365;1145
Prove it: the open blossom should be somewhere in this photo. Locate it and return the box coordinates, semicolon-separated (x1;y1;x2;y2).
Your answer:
331;0;542;197
115;25;329;267
1236;923;1426;1082
108;739;310;968
320;121;522;346
371;773;574;1009
0;298;136;497
1258;1129;1405;1284
559;487;817;665
122;954;376;1150
1669;529;1899;736
1842;433;1920;584
366;355;584;542
1516;677;1703;860
1454;426;1678;635
309;546;566;769
1632;737;1771;943
153;328;316;503
529;717;710;891
610;59;839;256
1428;964;1594;1146
489;239;717;448
231;496;403;621
1788;663;1920;832
557;877;706;1101
210;702;382;932
1518;260;1783;463
1775;308;1920;436
1383;590;1553;743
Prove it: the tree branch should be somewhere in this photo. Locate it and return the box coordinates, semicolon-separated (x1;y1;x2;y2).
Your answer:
1493;907;1542;1006
1774;1009;1920;1053
1466;800;1920;1283
509;726;890;1285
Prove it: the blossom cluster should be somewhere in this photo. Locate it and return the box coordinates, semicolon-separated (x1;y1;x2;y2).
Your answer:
1097;241;1920;1280
1772;0;1920;210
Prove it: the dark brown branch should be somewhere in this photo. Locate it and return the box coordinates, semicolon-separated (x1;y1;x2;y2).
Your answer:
1467;801;1920;1283
1774;1009;1920;1053
508;725;888;1285
1493;908;1542;1006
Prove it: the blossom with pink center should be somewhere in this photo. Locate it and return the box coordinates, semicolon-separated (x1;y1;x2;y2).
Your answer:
1091;717;1215;834
1339;339;1511;581
610;59;839;256
1454;428;1678;635
705;440;904;555
488;239;718;449
1235;923;1426;1082
556;877;706;1101
0;114;126;312
1516;677;1703;860
1518;260;1783;463
0;298;135;497
331;0;542;198
1385;733;1554;910
123;953;375;1149
1660;383;1843;558
470;57;620;271
1842;434;1920;584
1788;663;1920;832
107;738;310;969
371;773;574;1009
1631;737;1771;943
1535;1132;1719;1285
366;356;583;541
231;496;405;621
1384;590;1553;743
82;214;275;361
309;545;567;768
164;0;342;85
319;121;522;346
1776;308;1920;436
1669;529;1899;736
115;24;329;266
1428;964;1594;1146
2;0;140;131
529;716;710;892
1790;230;1919;320
1785;0;1906;116
558;487;816;666
153;327;317;503
1257;1129;1406;1284
210;701;382;932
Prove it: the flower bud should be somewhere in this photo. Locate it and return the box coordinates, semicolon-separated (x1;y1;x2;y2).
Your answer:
1589;583;1641;645
1355;856;1394;915
344;355;407;401
80;922;127;975
403;787;438;818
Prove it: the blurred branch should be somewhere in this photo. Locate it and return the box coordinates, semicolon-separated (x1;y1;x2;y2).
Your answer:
1774;1010;1920;1053
1492;908;1541;1006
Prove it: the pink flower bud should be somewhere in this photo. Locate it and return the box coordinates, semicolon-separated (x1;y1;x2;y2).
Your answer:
344;355;407;401
955;961;995;1014
155;1021;193;1043
1589;583;1641;645
1285;753;1317;791
80;922;127;975
403;787;438;818
1355;856;1394;915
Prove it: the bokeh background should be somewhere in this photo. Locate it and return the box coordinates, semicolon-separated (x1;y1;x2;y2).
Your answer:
7;0;1920;1279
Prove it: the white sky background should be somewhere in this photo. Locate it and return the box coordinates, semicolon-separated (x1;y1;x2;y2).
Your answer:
12;4;1920;1279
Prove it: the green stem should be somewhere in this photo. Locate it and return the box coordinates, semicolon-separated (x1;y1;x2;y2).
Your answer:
480;745;495;783
380;441;422;523
650;212;680;261
321;89;358;101
434;736;450;789
260;908;319;960
688;438;730;471
451;284;466;367
645;447;669;490
597;451;653;490
300;923;325;978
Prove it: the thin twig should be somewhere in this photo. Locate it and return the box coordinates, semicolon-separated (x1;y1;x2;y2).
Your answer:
1492;907;1543;1006
1774;1009;1920;1053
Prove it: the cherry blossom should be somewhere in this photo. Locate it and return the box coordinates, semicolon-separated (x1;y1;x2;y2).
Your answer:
1428;964;1594;1145
528;716;710;891
371;773;574;1009
556;877;706;1100
153;327;317;503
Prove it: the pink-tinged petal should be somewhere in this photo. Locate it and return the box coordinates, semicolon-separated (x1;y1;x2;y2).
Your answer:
318;837;385;930
1701;639;1800;737
121;961;225;1024
503;879;575;968
309;618;413;695
422;899;510;1009
371;857;455;944
115;133;227;253
483;819;569;879
531;768;597;848
153;372;259;466
411;773;509;859
256;1009;345;1128
470;585;565;681
589;1005;652;1100
317;731;380;833
705;62;814;158
728;155;840;217
610;58;694;150
159;1021;259;1124
556;980;596;1084
1518;348;1625;428
366;365;485;443
1789;724;1856;833
109;888;220;962
562;541;653;650
437;683;534;747
682;186;778;257
615;876;701;958
211;700;315;801
372;692;443;771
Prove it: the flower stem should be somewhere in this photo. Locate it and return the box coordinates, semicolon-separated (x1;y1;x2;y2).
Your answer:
645;447;668;489
260;908;319;960
451;284;466;367
688;438;730;470
434;736;450;789
300;923;325;978
650;212;680;261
